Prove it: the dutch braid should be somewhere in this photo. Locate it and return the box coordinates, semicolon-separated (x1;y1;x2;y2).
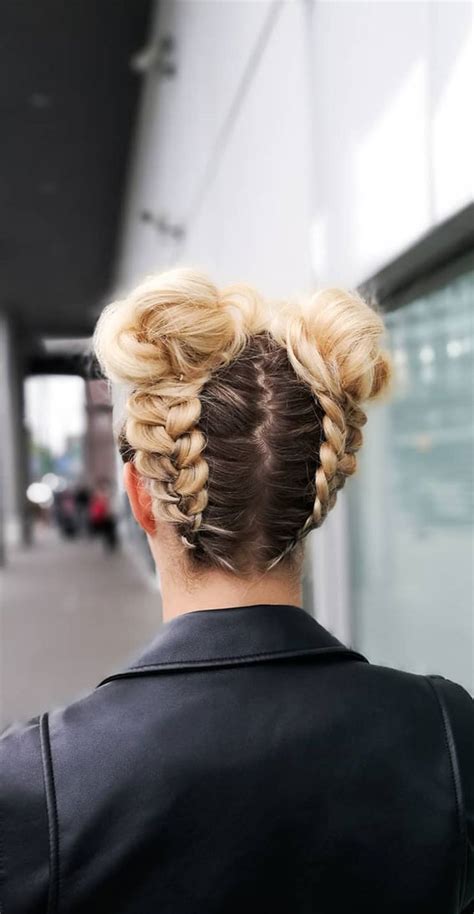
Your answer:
127;387;209;539
94;269;268;542
270;289;393;543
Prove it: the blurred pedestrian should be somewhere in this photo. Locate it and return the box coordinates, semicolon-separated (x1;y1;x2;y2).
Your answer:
54;487;78;539
89;480;118;551
74;482;91;535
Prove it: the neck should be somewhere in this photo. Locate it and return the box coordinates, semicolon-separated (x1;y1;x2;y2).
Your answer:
158;562;303;624
147;528;303;623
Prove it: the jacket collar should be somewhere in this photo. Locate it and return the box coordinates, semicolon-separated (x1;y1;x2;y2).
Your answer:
98;604;368;687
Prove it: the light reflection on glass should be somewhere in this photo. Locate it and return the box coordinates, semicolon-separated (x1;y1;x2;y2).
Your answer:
348;264;474;693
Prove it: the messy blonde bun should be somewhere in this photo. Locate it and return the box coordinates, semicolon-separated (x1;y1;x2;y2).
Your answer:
94;268;393;572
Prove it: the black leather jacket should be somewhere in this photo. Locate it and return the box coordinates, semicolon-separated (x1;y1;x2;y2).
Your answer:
1;603;473;914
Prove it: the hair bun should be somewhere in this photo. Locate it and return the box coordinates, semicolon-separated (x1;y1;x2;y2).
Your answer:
270;288;393;406
93;268;249;389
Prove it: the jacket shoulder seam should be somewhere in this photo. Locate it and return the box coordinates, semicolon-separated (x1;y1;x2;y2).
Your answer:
39;713;60;914
426;675;467;910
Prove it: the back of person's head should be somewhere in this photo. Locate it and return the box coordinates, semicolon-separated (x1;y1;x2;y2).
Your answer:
94;268;393;575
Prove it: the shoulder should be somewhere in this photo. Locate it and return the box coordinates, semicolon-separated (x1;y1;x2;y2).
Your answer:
353;664;474;911
424;672;474;734
351;660;473;767
0;715;51;913
424;673;474;751
0;713;47;822
425;675;474;913
342;654;473;725
0;682;130;913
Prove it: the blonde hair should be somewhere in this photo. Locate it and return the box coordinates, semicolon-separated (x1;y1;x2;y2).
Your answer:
94;268;393;573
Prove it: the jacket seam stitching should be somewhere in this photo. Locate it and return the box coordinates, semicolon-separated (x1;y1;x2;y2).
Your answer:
426;676;467;910
39;713;60;914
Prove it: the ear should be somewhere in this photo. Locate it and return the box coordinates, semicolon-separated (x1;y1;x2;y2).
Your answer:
123;462;156;535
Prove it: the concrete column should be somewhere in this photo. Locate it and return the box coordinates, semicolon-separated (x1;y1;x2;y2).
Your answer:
0;313;30;562
84;379;116;487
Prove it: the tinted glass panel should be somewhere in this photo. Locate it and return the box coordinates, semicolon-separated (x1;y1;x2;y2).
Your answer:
348;261;474;693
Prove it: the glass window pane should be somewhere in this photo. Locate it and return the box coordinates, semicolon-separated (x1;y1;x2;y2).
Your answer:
348;261;474;693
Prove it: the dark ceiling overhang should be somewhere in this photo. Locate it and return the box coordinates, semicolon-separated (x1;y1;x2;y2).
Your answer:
0;0;152;342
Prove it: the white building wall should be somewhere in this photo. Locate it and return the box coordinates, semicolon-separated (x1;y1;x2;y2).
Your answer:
115;0;473;642
309;0;473;286
117;0;313;297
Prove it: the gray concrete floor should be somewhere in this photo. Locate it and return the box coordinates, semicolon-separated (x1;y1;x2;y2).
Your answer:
0;525;162;728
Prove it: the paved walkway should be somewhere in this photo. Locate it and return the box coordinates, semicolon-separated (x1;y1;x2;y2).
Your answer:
0;526;162;728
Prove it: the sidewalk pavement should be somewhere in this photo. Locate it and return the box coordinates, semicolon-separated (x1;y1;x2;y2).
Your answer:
0;525;162;729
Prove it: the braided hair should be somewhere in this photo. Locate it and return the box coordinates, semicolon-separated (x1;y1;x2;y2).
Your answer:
94;268;393;574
